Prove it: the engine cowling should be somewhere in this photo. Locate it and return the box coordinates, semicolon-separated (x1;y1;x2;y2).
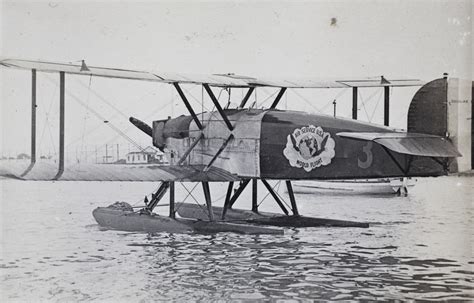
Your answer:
130;115;193;151
152;116;194;151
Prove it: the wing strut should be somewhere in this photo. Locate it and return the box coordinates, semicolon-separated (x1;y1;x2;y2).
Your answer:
173;83;203;130
54;71;66;180
177;133;204;165
21;69;37;177
384;86;390;126
239;87;255;108
270;87;287;109
352;87;358;119
204;134;234;171
203;84;234;131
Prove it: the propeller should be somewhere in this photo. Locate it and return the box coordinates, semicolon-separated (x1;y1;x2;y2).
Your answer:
129;117;152;137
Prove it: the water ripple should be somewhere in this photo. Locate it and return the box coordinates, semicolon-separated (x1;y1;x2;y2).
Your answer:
1;177;473;301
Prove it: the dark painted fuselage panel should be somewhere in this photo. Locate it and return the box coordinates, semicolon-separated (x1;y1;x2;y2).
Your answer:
259;110;445;180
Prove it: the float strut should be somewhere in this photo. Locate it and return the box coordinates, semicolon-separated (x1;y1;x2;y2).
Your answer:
169;182;175;218
202;182;214;221
228;179;250;208
261;179;289;215
147;182;170;212
252;179;258;213
221;182;234;219
286;181;299;216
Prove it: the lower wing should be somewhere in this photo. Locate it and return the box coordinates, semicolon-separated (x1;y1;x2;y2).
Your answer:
0;162;239;182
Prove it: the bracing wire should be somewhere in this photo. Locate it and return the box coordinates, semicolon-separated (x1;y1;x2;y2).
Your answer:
275;187;292;210
38;84;58;156
369;88;384;122
359;90;370;122
181;85;230;131
292;89;323;113
75;77;129;120
176;183;208;216
359;88;384;123
79;75;93;162
257;90;279;108
74;95;176;162
46;120;57;157
67;92;174;151
291;88;348;114
43;74;146;152
320;88;349;113
44;74;177;161
257;180;281;207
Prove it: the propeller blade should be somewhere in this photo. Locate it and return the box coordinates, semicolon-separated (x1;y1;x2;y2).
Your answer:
129;117;152;137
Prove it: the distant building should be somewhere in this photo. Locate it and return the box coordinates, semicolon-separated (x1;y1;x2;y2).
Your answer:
125;146;166;164
17;153;30;160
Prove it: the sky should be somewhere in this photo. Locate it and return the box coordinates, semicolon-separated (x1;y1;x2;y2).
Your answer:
0;0;472;160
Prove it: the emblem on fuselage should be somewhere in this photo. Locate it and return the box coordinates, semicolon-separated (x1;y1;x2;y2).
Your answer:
283;125;335;172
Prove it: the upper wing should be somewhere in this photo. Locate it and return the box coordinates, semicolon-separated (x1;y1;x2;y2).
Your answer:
0;162;240;182
0;58;423;88
337;132;461;157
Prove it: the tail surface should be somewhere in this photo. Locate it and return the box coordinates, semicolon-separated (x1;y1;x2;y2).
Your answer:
407;77;448;136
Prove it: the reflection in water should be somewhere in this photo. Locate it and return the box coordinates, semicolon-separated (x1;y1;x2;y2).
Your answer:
127;233;472;301
0;176;473;300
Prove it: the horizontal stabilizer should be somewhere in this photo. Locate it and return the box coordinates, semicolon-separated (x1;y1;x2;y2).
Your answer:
337;132;461;157
0;162;239;182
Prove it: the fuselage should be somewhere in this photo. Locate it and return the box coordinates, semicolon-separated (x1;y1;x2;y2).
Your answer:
154;109;444;180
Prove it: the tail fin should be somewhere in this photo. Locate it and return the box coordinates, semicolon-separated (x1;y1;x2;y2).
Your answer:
407;77;448;136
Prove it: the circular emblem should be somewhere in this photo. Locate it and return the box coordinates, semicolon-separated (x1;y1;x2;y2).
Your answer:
283;125;335;172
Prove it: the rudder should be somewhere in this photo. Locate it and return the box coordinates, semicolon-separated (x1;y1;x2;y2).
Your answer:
407;77;448;136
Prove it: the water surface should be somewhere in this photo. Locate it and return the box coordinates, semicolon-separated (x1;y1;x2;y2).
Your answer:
0;176;472;301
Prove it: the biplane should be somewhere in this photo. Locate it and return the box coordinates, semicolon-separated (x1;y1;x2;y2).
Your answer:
0;58;461;235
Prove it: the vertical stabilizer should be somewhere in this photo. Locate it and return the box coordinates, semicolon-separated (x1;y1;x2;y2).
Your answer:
407;77;448;136
407;76;472;172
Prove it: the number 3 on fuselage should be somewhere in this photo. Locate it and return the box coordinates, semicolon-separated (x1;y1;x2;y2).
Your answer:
358;141;373;169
